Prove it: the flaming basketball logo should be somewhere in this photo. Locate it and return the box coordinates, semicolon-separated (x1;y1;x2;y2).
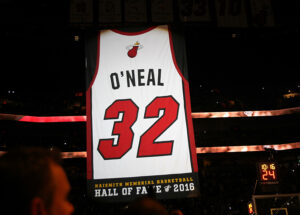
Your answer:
164;185;171;192
126;41;143;58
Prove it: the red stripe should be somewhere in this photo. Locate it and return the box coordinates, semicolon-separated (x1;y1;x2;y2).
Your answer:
19;116;86;122
196;142;300;153
2;142;298;159
1;107;299;123
61;142;300;157
191;107;300;118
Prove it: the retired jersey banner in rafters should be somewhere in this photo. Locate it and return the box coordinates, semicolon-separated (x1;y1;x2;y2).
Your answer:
85;25;199;201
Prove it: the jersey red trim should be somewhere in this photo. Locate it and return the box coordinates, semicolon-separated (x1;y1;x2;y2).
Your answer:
86;90;92;179
86;32;101;180
183;81;198;172
111;26;157;36
168;26;198;173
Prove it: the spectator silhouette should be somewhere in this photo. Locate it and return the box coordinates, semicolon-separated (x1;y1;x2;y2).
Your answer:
123;197;169;215
0;147;74;215
170;209;184;215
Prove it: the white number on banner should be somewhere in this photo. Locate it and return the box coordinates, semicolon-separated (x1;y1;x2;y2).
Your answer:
98;96;179;159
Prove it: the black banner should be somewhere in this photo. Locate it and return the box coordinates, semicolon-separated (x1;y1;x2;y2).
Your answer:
88;173;199;202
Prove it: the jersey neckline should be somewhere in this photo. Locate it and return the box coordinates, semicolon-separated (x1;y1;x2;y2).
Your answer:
111;26;159;36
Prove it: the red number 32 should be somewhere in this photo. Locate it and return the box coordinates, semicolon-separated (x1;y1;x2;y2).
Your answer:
98;96;179;159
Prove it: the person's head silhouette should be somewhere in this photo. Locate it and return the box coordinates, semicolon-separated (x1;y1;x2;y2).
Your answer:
0;147;74;215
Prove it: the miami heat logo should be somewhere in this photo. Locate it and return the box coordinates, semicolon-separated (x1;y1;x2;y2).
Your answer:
126;41;143;58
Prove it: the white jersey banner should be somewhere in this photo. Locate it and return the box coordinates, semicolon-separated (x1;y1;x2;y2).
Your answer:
86;25;199;201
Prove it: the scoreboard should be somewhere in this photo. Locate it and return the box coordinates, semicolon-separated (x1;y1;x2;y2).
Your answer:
258;162;278;183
